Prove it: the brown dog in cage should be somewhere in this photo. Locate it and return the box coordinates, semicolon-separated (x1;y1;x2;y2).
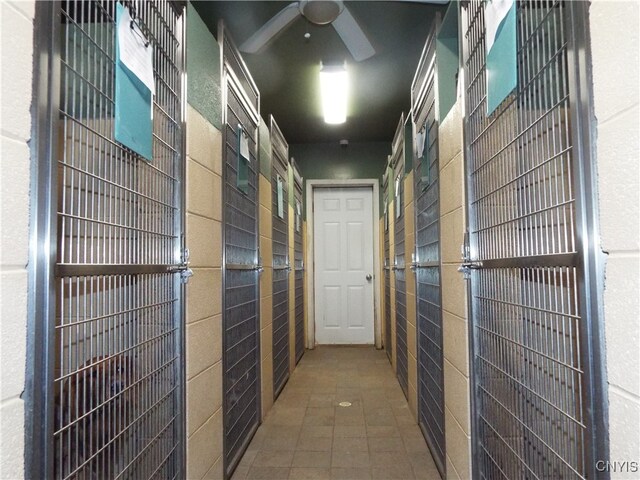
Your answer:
55;355;135;479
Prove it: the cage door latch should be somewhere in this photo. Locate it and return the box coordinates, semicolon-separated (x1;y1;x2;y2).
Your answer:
458;231;482;278
169;248;194;283
457;261;482;278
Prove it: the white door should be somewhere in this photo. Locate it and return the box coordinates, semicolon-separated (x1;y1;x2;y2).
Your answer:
313;187;375;344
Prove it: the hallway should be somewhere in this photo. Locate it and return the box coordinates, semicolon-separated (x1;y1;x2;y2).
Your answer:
231;347;440;480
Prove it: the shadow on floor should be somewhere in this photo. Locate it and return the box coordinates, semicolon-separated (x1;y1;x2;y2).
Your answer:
231;346;440;480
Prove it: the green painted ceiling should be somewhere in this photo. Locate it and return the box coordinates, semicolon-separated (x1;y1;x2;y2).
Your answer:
192;1;445;144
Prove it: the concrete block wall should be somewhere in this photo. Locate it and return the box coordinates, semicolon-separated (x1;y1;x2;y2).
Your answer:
404;172;418;420
185;105;224;480
438;98;472;480
590;1;640;475
0;1;34;478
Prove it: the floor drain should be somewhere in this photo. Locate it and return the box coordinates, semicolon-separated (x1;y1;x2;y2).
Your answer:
338;401;352;407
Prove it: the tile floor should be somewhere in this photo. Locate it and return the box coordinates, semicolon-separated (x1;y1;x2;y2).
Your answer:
231;346;440;480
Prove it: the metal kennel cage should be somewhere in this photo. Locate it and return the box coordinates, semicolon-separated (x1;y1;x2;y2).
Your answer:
383;168;392;363
29;1;187;478
411;18;446;479
219;22;262;480
270;116;290;400
292;160;305;365
392;114;409;399
461;1;608;478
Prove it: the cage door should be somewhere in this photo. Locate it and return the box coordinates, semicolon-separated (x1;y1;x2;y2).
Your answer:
292;160;305;365
392;115;409;399
220;24;262;480
34;1;188;478
462;1;606;478
270;116;290;400
382;169;392;363
411;19;446;478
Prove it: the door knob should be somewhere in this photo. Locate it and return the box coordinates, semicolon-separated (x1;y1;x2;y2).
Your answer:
366;274;372;281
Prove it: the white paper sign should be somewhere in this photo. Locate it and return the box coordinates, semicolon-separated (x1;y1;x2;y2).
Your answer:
485;0;514;53
240;132;250;160
415;127;426;159
118;6;155;94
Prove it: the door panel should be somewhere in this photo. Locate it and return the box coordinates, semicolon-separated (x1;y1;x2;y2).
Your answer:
462;2;605;478
411;19;446;478
392;117;409;398
314;187;375;345
221;26;261;479
270;117;290;400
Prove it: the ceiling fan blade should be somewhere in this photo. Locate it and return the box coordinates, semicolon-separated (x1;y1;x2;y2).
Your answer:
240;2;301;54
332;6;375;62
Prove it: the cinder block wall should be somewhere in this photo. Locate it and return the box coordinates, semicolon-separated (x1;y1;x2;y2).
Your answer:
438;97;472;480
0;1;34;478
258;120;274;416
404;172;418;420
590;1;640;475
184;5;224;478
185;106;224;480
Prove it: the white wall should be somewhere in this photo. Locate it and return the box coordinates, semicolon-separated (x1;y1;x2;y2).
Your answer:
0;1;35;478
590;1;640;477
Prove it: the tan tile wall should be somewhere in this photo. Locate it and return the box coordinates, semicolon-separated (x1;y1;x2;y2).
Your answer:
590;1;640;474
185;105;224;480
438;98;472;480
404;172;418;421
259;173;274;416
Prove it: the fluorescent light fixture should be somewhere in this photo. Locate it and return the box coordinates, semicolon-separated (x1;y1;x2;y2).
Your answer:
320;63;348;124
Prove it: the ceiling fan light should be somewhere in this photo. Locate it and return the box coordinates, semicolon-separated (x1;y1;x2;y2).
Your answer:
300;0;344;25
320;64;348;124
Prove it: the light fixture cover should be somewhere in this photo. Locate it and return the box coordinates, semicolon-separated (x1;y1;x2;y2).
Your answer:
320;64;348;124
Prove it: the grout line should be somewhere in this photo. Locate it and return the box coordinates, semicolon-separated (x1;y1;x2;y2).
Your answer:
0;395;25;408
603;251;640;259
443;357;469;382
608;383;640;403
444;404;471;439
597;102;640;127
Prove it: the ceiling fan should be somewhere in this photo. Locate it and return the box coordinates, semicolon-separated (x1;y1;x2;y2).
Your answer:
240;0;449;62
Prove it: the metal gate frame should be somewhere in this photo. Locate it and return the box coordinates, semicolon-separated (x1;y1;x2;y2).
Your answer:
219;21;262;480
461;1;608;478
27;1;187;477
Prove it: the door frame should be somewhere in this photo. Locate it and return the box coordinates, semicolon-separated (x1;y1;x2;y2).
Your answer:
305;179;381;349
